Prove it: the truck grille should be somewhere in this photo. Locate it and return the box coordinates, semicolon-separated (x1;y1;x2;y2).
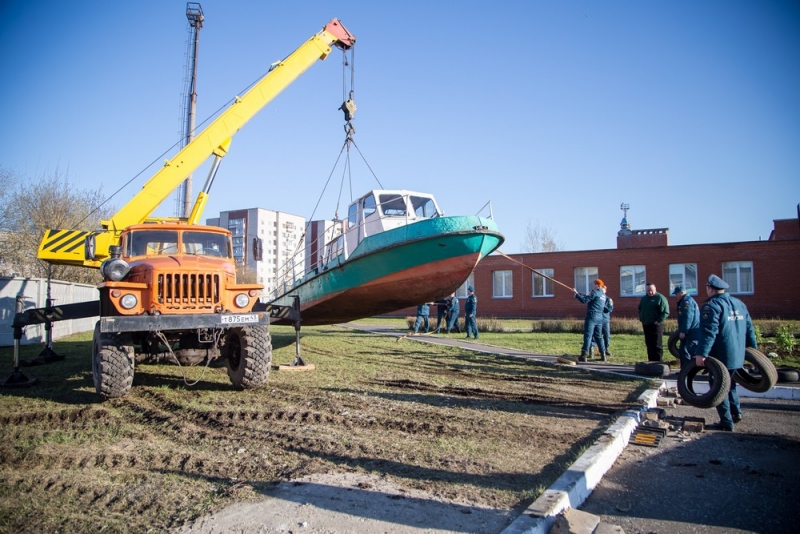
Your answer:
157;272;221;310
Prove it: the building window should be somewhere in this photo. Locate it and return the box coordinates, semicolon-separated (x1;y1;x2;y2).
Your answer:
669;263;698;295
722;261;754;294
493;270;513;298
574;267;598;294
456;274;474;298
532;269;554;297
620;265;646;297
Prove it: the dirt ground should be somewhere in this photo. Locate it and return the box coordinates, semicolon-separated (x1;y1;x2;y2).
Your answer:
0;325;648;533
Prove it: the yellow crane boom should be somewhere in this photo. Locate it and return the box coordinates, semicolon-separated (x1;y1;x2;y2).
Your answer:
38;18;355;268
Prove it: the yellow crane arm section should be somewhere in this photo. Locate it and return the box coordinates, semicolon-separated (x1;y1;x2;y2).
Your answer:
38;18;355;268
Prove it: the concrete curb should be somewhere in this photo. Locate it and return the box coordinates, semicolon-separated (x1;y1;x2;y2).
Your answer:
500;386;660;534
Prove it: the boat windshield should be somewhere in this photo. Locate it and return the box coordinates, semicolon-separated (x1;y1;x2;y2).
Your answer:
411;196;439;218
378;194;407;217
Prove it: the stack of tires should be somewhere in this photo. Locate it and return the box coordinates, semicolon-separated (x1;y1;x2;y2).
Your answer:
678;348;778;408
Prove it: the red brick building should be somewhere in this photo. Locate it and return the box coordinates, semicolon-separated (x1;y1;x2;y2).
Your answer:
393;216;800;320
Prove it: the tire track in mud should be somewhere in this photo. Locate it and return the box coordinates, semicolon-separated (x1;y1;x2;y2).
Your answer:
373;378;628;415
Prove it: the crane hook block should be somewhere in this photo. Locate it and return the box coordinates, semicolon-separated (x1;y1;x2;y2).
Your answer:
340;98;357;122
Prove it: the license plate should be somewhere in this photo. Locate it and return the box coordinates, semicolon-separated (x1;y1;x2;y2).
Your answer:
220;314;259;325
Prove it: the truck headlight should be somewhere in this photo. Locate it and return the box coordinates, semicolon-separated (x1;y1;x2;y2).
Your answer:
234;293;250;308
120;294;138;310
101;258;130;281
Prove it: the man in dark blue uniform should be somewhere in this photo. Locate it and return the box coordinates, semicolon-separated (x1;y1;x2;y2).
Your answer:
434;298;449;333
672;285;700;369
464;287;478;339
573;279;608;362
413;302;431;334
695;274;758;431
446;292;461;334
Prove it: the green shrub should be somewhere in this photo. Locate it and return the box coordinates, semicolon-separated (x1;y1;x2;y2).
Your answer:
776;324;796;356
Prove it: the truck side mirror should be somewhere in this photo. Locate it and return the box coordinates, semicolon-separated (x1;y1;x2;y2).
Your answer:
85;234;96;261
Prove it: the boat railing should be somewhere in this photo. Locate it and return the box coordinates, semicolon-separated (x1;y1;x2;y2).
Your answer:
475;200;494;220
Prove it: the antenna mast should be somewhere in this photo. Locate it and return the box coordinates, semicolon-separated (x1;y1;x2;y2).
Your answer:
177;2;204;218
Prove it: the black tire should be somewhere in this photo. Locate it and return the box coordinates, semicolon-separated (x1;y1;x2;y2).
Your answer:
634;361;670;377
678;356;731;409
224;325;272;390
92;322;135;399
667;331;681;359
776;367;800;383
733;347;778;393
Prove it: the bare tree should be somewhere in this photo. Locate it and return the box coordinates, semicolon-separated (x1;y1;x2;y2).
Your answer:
0;167;114;284
235;265;258;284
521;220;563;253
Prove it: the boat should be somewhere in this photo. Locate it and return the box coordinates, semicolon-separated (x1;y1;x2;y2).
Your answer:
265;189;504;325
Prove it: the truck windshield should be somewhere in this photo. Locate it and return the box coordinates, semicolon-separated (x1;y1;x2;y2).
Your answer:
127;230;179;257
183;231;231;257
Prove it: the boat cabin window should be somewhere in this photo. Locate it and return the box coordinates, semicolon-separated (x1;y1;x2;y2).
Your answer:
347;202;358;227
363;194;377;218
379;194;407;217
182;231;231;257
127;230;179;257
411;196;438;218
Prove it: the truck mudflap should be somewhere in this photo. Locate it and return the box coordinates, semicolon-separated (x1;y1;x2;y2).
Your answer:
99;312;270;334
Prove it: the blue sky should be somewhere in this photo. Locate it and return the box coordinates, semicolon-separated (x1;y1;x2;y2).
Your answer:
1;0;798;253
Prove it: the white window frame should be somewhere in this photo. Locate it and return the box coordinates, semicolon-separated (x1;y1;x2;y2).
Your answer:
532;269;555;297
456;273;475;299
722;261;754;294
620;265;646;297
669;263;698;295
574;267;598;294
493;270;513;298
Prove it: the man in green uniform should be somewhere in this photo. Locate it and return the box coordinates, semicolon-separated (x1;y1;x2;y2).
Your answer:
638;283;669;361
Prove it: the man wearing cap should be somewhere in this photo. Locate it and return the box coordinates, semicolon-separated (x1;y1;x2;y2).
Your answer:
464;286;478;339
638;283;670;361
573;279;608;362
695;274;758;431
672;285;700;369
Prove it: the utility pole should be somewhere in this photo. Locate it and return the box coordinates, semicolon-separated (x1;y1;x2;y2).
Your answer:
178;2;204;218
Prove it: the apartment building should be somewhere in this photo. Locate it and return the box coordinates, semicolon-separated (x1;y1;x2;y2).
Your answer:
207;208;305;296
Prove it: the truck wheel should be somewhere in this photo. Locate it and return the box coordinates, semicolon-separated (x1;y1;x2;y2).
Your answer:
92;323;135;399
677;356;730;409
733;347;778;393
667;331;681;358
224;325;272;390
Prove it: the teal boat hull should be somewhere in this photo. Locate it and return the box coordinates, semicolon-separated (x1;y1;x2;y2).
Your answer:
268;215;503;325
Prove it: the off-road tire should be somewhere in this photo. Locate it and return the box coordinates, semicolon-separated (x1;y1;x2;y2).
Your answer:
667;331;681;358
733;347;778;393
224;325;272;390
634;361;670;377
776;367;800;383
678;356;731;409
92;322;135;399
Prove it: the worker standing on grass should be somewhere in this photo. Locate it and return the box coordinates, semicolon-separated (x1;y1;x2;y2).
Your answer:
694;274;757;432
413;302;431;334
434;298;449;333
672;285;700;369
446;292;461;334
573;279;608;362
464;287;478;339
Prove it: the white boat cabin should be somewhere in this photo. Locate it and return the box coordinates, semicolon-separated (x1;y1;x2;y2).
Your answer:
312;189;443;273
